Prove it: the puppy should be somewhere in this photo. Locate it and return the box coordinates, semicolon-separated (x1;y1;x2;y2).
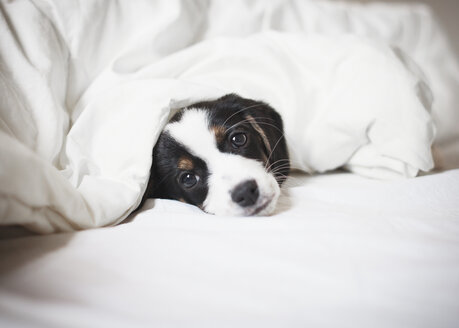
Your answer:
142;94;289;216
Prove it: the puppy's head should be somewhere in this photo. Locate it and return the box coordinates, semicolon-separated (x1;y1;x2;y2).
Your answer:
144;94;289;216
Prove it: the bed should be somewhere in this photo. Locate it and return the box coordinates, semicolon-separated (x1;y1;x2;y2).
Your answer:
1;0;459;327
1;170;459;327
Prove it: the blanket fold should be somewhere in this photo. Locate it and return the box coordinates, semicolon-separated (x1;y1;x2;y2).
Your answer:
1;0;450;233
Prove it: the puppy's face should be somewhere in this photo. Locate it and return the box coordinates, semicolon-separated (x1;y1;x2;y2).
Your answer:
144;94;289;216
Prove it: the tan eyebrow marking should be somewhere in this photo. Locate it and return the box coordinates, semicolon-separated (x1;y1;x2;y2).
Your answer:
177;156;194;171
211;125;226;144
245;114;272;155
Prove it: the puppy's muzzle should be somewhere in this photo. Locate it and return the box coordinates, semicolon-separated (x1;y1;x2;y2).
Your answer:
231;179;259;207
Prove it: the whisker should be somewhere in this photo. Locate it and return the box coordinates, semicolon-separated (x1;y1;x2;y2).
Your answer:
278;178;305;189
266;159;290;172
273;171;289;179
226;118;260;131
225;118;282;135
264;134;286;169
270;168;291;178
270;157;305;172
271;164;291;171
252;122;284;134
221;103;267;127
243;118;284;134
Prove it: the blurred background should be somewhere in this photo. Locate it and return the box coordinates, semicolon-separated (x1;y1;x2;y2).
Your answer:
358;0;459;55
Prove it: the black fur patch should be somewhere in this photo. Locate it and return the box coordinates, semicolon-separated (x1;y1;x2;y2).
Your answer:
145;132;209;206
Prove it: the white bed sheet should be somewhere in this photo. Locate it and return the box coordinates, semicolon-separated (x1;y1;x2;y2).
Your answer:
1;170;458;328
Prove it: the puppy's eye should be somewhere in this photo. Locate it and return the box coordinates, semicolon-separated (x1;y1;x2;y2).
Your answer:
179;172;199;188
230;132;247;148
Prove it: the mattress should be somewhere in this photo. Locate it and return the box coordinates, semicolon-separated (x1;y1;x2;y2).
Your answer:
1;170;458;328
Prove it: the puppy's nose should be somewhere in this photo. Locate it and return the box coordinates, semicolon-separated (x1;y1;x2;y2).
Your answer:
231;180;259;207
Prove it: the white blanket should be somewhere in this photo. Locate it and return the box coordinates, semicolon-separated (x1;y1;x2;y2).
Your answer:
1;0;453;233
1;170;459;327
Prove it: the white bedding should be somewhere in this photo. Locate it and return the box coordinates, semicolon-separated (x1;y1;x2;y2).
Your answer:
3;0;457;233
1;1;459;326
1;170;458;327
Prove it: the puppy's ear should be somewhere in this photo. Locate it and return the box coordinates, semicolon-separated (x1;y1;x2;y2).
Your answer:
136;150;158;211
136;134;167;211
240;97;290;185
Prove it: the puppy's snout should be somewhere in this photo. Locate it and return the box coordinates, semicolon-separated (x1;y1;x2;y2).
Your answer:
231;180;259;207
